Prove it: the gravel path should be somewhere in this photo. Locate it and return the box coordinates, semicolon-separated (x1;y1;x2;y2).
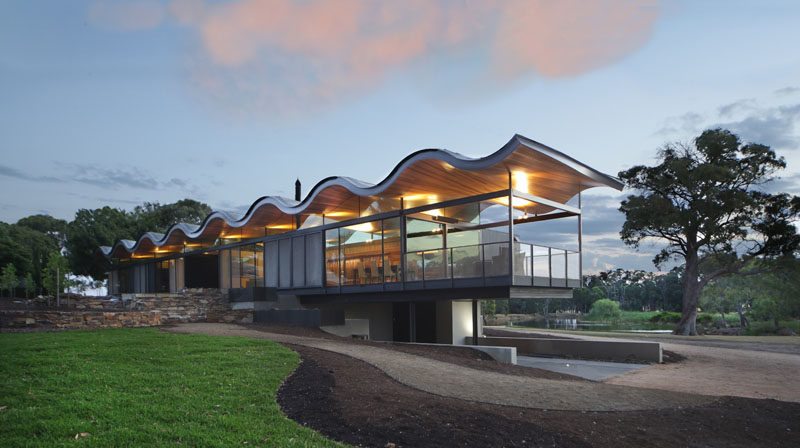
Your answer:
500;327;800;402
163;323;710;412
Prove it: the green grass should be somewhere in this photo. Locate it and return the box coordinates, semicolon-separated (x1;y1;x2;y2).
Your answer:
0;328;345;447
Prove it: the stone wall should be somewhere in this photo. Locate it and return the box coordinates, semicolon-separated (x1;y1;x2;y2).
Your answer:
0;289;252;331
1;310;161;330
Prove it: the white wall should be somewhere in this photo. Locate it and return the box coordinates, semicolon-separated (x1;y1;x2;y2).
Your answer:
452;300;480;345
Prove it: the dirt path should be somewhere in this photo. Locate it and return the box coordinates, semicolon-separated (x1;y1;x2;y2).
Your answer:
164;323;710;412
499;327;800;402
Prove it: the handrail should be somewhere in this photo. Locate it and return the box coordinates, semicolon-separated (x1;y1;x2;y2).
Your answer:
403;241;579;286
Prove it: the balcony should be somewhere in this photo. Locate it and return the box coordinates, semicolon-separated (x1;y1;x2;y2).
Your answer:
403;241;580;291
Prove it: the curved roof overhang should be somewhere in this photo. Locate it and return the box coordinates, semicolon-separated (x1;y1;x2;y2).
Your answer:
99;134;623;259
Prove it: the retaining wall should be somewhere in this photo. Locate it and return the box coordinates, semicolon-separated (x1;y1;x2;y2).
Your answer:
0;290;252;330
466;336;662;363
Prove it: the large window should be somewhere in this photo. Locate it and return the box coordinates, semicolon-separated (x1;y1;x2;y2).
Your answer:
219;244;265;289
340;221;383;285
405;217;445;281
325;229;340;286
382;217;402;282
325;218;401;286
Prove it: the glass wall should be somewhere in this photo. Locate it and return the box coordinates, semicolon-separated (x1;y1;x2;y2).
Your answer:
325;217;402;286
325;228;341;286
156;260;170;293
218;244;265;289
405;218;445;281
340;221;383;285
382;217;402;282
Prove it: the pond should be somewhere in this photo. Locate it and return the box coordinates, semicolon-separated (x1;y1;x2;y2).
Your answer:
512;318;675;333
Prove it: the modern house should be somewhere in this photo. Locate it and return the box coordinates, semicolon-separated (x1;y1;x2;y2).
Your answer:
99;135;622;344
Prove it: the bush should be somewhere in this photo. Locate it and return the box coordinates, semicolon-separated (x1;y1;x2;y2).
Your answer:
649;311;682;323
696;313;713;325
586;299;622;322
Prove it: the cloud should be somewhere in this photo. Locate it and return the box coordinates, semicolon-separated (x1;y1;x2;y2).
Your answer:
0;164;65;183
718;98;756;118
775;86;800;96
654;112;704;137
88;0;661;115
715;103;800;151
88;1;165;31
0;162;198;193
763;173;800;196
656;98;800;151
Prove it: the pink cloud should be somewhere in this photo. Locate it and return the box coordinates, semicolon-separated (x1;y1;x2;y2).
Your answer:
90;0;662;115
88;1;165;31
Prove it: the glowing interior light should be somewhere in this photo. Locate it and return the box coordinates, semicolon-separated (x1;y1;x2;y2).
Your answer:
513;171;529;193
494;197;533;207
345;222;375;232
324;211;352;217
423;208;442;217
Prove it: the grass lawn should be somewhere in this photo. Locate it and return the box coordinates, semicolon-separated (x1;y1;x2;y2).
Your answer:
0;328;345;447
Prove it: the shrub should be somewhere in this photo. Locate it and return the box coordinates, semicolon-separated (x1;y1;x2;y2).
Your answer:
696;313;713;324
649;311;682;323
586;299;622;322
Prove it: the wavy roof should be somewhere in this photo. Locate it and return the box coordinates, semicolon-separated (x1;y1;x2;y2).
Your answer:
99;134;622;259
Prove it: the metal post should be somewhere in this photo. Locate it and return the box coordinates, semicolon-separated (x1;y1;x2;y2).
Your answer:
508;172;514;279
472;299;479;345
548;247;552;287
400;198;406;287
578;191;583;286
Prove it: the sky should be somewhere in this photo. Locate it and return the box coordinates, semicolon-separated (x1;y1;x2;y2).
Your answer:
1;0;799;273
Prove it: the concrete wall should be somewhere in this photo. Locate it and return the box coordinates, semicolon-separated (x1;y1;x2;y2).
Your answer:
467;336;663;363
321;319;370;338
316;302;393;341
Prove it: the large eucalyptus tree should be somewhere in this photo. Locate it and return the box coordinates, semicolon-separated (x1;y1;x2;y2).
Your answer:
618;129;800;335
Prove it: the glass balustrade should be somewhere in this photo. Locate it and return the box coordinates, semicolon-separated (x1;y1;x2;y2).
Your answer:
401;241;578;287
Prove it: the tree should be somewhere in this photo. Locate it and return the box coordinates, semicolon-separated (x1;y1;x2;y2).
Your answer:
133;199;212;235
64;207;138;279
481;300;496;317
22;272;36;298
1;263;18;298
65;199;212;280
0;222;33;279
42;251;68;298
16;214;67;247
619;129;800;335
586;298;622;321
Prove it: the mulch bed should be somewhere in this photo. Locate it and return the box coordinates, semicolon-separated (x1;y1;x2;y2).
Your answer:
278;344;800;448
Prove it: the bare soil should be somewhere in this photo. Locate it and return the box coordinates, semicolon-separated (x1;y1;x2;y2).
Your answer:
279;344;800;448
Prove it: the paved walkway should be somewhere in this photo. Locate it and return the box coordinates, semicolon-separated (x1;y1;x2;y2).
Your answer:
164;323;710;412
516;356;648;381
497;327;800;402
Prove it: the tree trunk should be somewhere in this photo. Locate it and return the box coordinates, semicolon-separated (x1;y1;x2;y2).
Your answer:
720;311;729;328
675;253;701;335
737;302;749;328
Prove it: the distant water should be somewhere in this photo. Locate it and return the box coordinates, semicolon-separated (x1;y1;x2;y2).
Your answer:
514;318;674;333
